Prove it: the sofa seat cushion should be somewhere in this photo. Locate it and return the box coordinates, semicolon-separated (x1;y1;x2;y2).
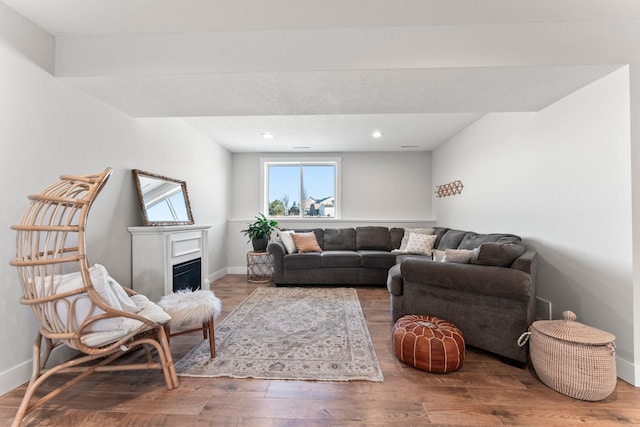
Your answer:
387;264;403;295
359;250;397;269
284;252;322;270
395;254;430;265
321;251;361;268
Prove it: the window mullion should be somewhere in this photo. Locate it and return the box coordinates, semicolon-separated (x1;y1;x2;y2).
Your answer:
299;164;304;218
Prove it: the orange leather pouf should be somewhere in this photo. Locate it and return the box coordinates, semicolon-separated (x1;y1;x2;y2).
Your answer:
392;314;465;373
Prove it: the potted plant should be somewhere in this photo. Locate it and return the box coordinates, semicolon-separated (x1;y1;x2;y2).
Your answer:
241;213;279;252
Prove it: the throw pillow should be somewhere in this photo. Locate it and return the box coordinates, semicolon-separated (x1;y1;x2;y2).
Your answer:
442;249;474;264
403;233;437;256
432;249;446;262
396;228;435;252
278;230;297;254
93;264;139;313
471;241;526;267
38;265;137;335
291;232;323;253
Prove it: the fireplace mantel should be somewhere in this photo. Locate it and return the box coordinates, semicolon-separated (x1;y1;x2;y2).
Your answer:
128;224;211;302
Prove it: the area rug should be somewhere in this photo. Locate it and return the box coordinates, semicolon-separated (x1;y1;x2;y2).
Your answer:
174;287;384;382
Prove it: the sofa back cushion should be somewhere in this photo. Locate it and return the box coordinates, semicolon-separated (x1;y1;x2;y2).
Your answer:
323;228;356;251
437;229;468;250
356;226;391;251
457;232;520;250
432;227;450;248
471;238;527;267
389;227;405;250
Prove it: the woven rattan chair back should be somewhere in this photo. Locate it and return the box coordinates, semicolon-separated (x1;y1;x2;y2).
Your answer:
9;168;178;427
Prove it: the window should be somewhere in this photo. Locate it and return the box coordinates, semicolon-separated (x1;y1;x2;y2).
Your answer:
263;158;340;218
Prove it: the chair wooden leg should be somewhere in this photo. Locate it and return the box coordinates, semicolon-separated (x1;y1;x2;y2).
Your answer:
12;333;44;427
156;326;179;389
163;323;171;349
207;318;215;358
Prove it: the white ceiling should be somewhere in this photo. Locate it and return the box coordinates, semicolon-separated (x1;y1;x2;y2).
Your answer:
2;0;637;152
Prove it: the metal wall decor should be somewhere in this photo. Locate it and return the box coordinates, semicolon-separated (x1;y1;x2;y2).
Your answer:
435;180;464;198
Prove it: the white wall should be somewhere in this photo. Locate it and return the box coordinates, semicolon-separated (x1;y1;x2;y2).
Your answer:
0;9;231;394
433;67;633;382
227;151;434;271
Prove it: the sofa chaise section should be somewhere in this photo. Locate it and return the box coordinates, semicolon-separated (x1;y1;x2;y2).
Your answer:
387;228;537;365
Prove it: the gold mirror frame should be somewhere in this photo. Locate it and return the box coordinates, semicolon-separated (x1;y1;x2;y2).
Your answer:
132;169;195;226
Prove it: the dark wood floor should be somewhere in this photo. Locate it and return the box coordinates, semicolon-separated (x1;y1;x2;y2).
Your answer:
2;274;640;426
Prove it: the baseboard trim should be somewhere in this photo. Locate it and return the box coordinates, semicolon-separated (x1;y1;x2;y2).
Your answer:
208;268;228;282
227;266;247;275
616;355;637;386
0;345;78;396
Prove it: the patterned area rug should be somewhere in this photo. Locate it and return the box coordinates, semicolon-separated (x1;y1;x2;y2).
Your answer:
174;287;384;382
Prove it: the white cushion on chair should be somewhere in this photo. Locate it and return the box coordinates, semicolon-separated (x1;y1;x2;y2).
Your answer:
81;294;171;347
35;264;170;347
130;294;171;324
80;295;170;347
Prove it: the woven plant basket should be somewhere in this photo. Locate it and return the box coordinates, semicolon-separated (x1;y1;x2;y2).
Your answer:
519;311;616;401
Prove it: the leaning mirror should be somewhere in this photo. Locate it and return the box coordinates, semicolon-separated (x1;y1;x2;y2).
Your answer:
132;169;195;226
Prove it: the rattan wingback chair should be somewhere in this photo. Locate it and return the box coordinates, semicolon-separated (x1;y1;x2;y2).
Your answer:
9;168;178;427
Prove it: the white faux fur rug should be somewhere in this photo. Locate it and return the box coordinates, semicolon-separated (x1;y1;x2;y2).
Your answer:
174;287;384;382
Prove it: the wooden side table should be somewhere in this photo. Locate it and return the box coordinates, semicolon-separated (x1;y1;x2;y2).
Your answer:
247;251;274;283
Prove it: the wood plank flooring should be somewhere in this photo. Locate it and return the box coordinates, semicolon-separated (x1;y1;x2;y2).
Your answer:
2;274;640;426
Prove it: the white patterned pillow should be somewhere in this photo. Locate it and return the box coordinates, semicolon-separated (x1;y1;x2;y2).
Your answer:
278;230;297;254
403;233;437;256
395;227;435;252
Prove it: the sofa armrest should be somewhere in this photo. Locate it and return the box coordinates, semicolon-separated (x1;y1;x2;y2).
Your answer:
386;264;403;295
267;241;286;283
511;249;536;275
400;257;533;301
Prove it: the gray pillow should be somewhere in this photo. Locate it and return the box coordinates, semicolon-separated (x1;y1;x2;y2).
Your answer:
471;241;526;267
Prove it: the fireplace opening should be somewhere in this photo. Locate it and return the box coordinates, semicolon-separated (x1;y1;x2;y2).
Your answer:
173;258;201;292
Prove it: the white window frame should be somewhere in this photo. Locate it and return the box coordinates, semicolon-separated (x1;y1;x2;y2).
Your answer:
261;157;341;219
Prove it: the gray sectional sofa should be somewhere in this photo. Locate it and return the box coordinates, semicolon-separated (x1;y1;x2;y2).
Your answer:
268;226;403;286
269;225;537;365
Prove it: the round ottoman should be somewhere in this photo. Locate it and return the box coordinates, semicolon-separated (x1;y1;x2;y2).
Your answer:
392;315;465;373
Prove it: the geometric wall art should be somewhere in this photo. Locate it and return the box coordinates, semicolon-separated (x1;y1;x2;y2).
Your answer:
435;180;464;198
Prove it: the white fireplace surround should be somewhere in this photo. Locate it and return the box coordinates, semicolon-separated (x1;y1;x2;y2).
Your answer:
128;224;211;302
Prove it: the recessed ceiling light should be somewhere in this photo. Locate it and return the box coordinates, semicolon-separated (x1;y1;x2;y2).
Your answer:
262;132;274;139
372;131;383;138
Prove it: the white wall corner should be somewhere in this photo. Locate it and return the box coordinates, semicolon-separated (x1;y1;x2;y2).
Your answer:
0;2;55;73
616;356;636;387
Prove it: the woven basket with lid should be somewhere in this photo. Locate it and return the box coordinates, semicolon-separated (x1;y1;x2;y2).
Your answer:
520;311;616;401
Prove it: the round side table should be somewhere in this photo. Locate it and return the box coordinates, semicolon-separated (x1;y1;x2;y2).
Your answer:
247;251;274;283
